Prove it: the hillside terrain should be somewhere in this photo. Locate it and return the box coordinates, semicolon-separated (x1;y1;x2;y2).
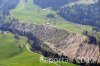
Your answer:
58;0;100;28
10;0;100;43
0;22;99;65
0;0;79;66
0;32;24;59
0;0;19;23
0;0;100;66
10;0;92;34
0;31;77;66
34;0;100;28
33;0;78;9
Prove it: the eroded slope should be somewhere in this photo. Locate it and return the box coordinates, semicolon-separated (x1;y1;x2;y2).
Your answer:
0;22;99;63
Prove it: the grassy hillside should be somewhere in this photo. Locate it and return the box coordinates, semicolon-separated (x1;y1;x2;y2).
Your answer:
10;0;93;34
0;31;77;66
0;32;24;59
0;51;77;66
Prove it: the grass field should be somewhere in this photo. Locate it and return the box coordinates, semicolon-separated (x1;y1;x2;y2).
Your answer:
10;0;93;34
0;32;77;66
0;51;77;66
0;32;24;59
0;0;93;66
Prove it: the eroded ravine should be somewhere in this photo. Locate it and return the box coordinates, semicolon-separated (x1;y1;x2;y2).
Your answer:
0;22;99;64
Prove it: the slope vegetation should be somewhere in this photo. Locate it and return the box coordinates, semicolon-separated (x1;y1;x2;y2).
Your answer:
0;31;77;66
10;0;92;34
0;32;24;59
0;22;99;64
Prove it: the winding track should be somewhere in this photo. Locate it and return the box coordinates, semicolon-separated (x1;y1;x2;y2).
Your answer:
25;44;61;66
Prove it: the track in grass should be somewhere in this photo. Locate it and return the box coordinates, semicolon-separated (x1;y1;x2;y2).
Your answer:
0;32;77;66
10;0;93;34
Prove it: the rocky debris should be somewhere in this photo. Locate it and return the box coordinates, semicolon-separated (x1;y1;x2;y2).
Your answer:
76;43;99;63
0;22;99;63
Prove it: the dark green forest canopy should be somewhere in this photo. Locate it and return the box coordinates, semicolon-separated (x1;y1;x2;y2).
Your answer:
0;0;19;10
33;0;78;9
58;2;100;28
0;0;19;23
33;0;100;28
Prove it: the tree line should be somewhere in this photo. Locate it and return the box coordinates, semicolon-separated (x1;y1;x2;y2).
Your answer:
33;0;100;28
58;2;100;28
33;0;78;10
83;30;100;45
0;0;19;24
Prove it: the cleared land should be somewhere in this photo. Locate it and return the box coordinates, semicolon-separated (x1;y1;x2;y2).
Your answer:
10;0;93;34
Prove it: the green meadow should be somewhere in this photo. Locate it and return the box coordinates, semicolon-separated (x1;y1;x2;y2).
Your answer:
0;32;77;66
10;0;92;34
0;0;92;66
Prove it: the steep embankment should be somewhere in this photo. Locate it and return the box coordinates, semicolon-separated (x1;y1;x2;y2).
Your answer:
0;22;99;63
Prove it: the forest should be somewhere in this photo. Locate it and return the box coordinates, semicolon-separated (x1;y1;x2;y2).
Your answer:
33;0;100;45
33;0;100;28
0;0;19;23
33;0;78;10
58;2;100;28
